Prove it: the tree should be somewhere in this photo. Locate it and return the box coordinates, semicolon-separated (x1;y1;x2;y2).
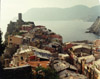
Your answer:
0;30;5;56
0;29;5;79
35;67;59;79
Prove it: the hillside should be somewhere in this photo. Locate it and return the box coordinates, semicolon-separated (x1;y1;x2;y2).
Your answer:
17;5;100;22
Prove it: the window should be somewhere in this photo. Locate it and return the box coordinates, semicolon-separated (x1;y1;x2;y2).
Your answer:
97;49;100;52
10;39;12;41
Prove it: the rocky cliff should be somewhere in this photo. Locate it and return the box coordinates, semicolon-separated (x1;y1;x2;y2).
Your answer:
88;16;100;35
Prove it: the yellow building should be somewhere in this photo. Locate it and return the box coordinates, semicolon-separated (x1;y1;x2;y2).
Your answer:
8;35;23;46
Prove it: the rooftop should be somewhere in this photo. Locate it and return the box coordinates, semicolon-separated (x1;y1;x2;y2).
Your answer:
15;35;23;38
28;61;49;68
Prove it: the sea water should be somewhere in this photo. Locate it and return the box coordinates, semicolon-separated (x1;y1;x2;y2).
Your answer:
34;20;98;42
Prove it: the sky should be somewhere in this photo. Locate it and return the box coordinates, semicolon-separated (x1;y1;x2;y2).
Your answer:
0;0;100;40
1;0;100;21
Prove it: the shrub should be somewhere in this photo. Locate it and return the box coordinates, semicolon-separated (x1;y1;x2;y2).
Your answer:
35;66;59;79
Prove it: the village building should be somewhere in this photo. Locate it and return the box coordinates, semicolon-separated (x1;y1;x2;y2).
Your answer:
8;35;23;46
93;39;100;60
77;55;95;64
70;51;100;79
93;39;100;53
82;59;100;79
50;57;87;79
9;45;51;68
50;34;62;41
94;39;100;47
22;32;35;44
93;59;100;79
20;24;35;32
71;44;92;57
36;25;45;29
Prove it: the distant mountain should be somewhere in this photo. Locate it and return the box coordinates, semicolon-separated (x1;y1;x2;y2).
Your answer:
21;5;100;21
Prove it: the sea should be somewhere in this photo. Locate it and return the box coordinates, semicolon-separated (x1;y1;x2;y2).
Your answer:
34;20;98;42
1;20;98;42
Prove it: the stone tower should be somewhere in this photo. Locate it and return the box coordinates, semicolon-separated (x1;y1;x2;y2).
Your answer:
17;13;24;28
18;13;23;22
18;13;22;21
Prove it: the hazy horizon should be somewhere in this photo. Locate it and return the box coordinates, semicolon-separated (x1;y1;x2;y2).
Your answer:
1;0;100;23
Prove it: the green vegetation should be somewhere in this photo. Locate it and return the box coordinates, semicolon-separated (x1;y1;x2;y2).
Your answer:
0;30;5;56
35;66;59;79
16;32;25;35
0;29;5;79
0;30;6;66
11;31;24;35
